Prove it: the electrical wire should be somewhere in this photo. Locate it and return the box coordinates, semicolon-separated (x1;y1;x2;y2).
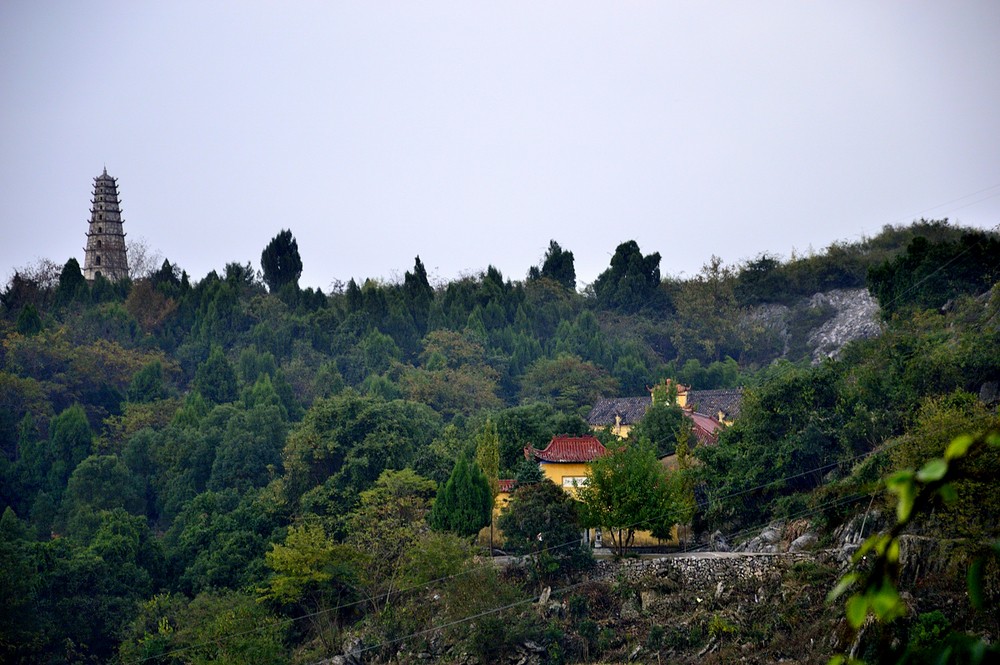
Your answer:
127;214;1000;663
129;442;897;664
883;183;1000;227
314;490;878;663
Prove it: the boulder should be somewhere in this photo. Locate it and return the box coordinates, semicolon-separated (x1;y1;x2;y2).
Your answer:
709;530;730;552
980;381;1000;405
329;638;364;665
789;533;819;552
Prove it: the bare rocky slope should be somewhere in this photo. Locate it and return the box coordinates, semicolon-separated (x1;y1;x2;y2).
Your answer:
744;287;882;364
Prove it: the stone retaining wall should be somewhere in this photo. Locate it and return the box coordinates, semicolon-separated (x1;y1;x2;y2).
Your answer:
591;552;819;588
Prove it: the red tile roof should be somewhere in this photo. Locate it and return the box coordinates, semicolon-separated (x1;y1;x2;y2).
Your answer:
498;479;516;493
524;435;609;463
688;410;723;444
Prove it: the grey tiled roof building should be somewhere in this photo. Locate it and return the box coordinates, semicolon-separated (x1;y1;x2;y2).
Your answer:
586;387;743;430
585;396;651;428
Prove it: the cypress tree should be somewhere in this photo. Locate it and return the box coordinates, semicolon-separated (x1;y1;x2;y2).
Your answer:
404;256;434;334
429;455;492;537
15;304;42;335
56;258;88;305
541;240;576;290
260;229;303;292
194;346;238;404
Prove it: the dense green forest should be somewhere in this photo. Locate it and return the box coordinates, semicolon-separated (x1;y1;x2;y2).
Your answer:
1;220;998;663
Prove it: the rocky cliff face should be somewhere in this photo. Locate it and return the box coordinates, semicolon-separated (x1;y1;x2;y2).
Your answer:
805;289;882;363
744;288;882;364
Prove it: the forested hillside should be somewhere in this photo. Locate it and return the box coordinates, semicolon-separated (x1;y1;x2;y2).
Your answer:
1;219;998;663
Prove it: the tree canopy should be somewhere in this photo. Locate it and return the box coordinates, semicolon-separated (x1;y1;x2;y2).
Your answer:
496;478;591;581
529;240;576;291
1;219;998;661
592;240;663;313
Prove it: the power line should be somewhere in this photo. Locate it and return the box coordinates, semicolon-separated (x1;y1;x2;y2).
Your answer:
129;441;898;664
133;195;1000;664
319;490;877;664
883;182;1000;228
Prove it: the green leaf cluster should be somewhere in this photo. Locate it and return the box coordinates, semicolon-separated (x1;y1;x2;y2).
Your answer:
578;441;679;556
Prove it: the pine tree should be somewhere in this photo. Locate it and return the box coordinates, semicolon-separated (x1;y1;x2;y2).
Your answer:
475;418;500;500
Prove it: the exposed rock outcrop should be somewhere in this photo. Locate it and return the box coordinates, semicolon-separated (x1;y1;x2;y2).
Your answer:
806;289;881;362
742;288;882;364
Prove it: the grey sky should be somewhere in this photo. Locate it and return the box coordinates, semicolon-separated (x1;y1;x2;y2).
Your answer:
2;2;999;292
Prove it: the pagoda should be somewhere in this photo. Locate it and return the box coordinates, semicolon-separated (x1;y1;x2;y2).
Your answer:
82;167;129;281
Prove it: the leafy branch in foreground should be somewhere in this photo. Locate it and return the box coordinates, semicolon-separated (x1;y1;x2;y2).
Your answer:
827;430;1000;664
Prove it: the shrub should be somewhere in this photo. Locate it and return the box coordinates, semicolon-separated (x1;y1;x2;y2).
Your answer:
708;613;737;639
646;624;665;650
907;610;950;652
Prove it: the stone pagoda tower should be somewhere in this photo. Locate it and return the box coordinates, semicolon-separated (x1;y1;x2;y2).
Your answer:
83;167;129;281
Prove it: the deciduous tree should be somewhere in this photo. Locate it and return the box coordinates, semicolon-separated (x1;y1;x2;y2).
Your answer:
578;441;678;556
262;520;361;627
46;404;93;492
279;390;441;516
519;354;618;417
121;590;288;665
630;399;688;457
497;478;591;582
60;454;145;538
346;468;437;610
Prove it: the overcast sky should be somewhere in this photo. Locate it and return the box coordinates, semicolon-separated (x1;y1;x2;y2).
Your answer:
2;2;999;292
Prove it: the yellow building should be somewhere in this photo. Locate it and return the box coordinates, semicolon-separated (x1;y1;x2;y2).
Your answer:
478;478;516;549
493;478;515;517
522;435;608;495
582;382;744;549
521;435;679;549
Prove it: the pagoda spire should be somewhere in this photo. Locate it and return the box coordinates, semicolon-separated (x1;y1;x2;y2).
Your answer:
82;167;129;282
